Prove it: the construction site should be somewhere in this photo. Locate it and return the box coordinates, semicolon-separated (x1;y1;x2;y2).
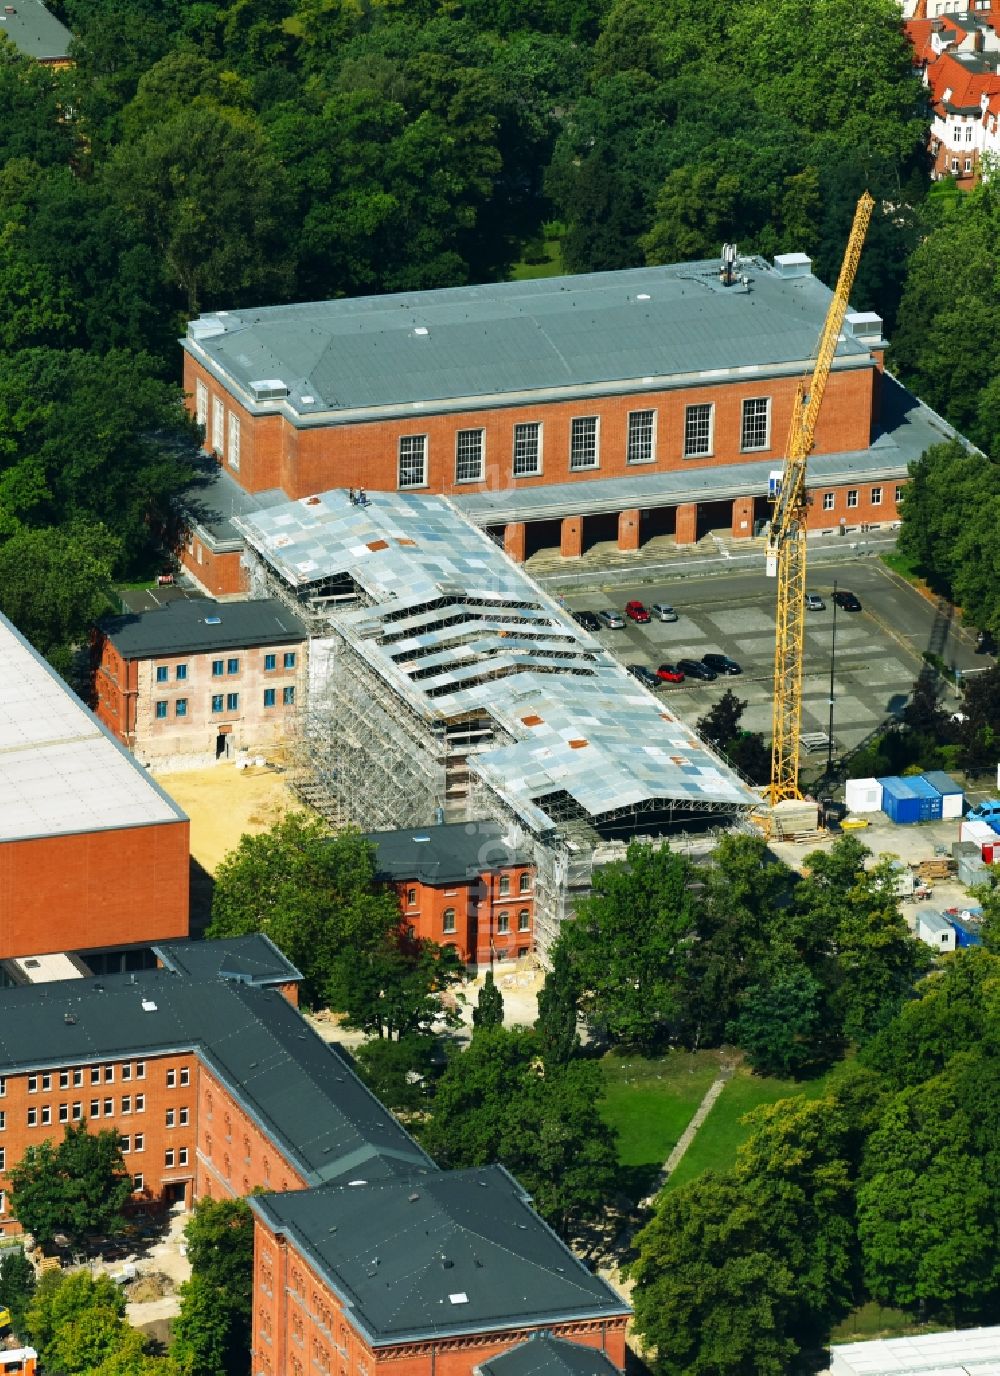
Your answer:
235;490;757;951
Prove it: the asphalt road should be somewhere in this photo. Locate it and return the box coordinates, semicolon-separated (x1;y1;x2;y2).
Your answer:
563;560;985;759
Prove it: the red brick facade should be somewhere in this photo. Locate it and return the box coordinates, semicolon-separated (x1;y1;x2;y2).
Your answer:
397;864;535;966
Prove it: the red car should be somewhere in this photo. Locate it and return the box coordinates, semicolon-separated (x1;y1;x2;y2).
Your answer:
656;663;686;683
625;600;651;623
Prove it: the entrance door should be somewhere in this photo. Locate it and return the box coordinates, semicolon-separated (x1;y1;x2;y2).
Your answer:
163;1181;188;1208
215;733;230;760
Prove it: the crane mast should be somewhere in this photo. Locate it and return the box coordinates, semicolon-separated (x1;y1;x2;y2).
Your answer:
767;191;874;805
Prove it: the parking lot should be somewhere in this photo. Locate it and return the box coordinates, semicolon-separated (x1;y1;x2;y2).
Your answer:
563;560;984;765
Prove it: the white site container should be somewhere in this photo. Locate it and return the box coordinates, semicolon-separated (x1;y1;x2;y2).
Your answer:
845;777;882;813
961;818;996;847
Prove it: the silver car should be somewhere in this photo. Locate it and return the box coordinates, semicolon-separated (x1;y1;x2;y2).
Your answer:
650;603;678;622
597;608;625;629
805;593;825;611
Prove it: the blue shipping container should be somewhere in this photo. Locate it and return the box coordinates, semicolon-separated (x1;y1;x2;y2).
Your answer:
879;776;923;825
907;775;944;821
951;919;983;948
923;770;964;802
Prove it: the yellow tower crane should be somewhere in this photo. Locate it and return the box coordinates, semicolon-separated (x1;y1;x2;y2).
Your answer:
766;190;874;806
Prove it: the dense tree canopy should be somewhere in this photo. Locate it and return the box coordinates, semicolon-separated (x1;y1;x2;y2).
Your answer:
9;1123;131;1248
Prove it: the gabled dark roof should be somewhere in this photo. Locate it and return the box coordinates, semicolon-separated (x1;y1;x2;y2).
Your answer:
477;1331;622;1376
366;821;533;886
0;968;431;1187
154;935;303;989
251;1166;629;1346
101;597;306;658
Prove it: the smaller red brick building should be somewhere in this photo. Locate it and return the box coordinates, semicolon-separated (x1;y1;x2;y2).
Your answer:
366;823;535;967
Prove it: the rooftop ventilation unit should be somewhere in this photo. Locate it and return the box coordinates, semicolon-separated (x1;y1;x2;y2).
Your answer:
250;379;289;402
204;615;222;625
844;311;884;343
188;315;227;341
773;252;813;279
141;999;158;1013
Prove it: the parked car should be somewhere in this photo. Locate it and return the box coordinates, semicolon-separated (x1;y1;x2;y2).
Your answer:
573;610;601;632
656;663;686;683
650;602;678;623
625;600;651;623
677;658;717;681
833;589;862;612
975;630;997;655
627;664;660;689
805;593;825;611
702;653;742;675
597;608;625;629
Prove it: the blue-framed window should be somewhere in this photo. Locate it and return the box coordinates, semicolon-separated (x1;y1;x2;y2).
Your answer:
155;702;167;719
175;699;188;717
264;654;276;672
211;695;224;713
226;692;239;711
282;686;296;706
263;689;276;707
176;664;188;681
212;660;224;677
155;666;168;683
227;658;240;675
283;652;296;669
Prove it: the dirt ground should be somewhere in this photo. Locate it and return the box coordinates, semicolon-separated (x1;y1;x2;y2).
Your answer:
153;763;302;874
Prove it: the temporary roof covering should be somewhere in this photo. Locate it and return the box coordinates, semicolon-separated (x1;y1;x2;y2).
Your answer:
830;1326;1000;1376
236;490;757;832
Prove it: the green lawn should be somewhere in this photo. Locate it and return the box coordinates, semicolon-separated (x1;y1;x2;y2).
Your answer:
830;1301;948;1344
664;1060;848;1192
599;1051;720;1198
511;232;565;281
880;548;922;584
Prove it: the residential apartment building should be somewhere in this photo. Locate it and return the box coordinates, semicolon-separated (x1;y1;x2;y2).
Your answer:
0;611;189;965
0;939;630;1376
178;254;967;594
907;7;1000;185
367;822;536;967
93;596;307;767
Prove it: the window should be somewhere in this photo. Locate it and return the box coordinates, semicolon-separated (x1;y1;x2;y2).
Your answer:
741;397;771;452
72;1102;82;1121
966;124;973;143
135;1095;145;1113
175;699;188;718
27;1076;37;1094
134;1134;144;1152
166;1069;176;1089
965;158;973;173
498;875;510;896
518;909;531;931
626;410;656;464
212;695;224;714
497;912;510;934
227;658;240;675
512;422;542;477
398;435;427;489
135;1062;145;1079
156;666;168;683
847;489;859;508
569;416;599;470
519;872;531;893
165;1149;175;1168
263;689;276;708
951;157;960;173
407;888;417;907
176;664;187;681
26;1108;36;1127
59;1070;69;1090
227;412;241;471
442;908;456;934
155;701;167;720
133;1174;143;1192
91;1068;101;1085
683;404;714;458
225;691;240;711
90;1099;100;1117
283;686;295;706
41;1106;51;1126
264;654;276;672
455;429;485;482
120;1136;131;1153
179;1068;190;1087
42;1074;51;1091
196;379;208;429
212;397;224;454
823;492;835;512
121;1064;132;1082
166;1109;175;1128
73;1069;82;1087
0;1152;5;1173
870;486;883;506
179;1147;189;1166
0;1112;4;1130
283;652;296;670
59;1104;68;1123
895;485;904;503
179;1107;189;1126
212;659;224;677
0;1079;6;1097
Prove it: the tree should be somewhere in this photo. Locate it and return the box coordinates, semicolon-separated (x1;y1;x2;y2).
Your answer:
696;688;748;750
728;964;828;1077
353;1034;437;1112
208;816;401;1005
472;970;504;1033
556;842;699;1051
173;1198;254;1376
25;1271;127;1371
10;1123;131;1249
0;1248;35;1335
534;943;580;1067
332;931;465;1039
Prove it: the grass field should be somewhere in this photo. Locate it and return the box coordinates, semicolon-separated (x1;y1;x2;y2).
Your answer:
663;1061;848;1192
511;229;565;281
830;1301;948;1344
599;1050;722;1198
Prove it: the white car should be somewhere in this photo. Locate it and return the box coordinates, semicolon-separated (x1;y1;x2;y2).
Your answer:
650;603;678;622
805;593;825;611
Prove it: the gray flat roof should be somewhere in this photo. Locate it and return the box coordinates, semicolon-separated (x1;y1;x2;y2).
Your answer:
0;0;71;60
184;258;878;424
236;491;757;828
102;596;306;659
366;821;533;885
0;612;186;843
252;1165;629;1346
478;1332;622;1376
181;457;288;551
153;935;303;988
0;966;430;1186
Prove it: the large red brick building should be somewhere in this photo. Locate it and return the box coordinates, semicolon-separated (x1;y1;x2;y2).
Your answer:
0;939;629;1376
178;254;964;595
0;612;189;966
